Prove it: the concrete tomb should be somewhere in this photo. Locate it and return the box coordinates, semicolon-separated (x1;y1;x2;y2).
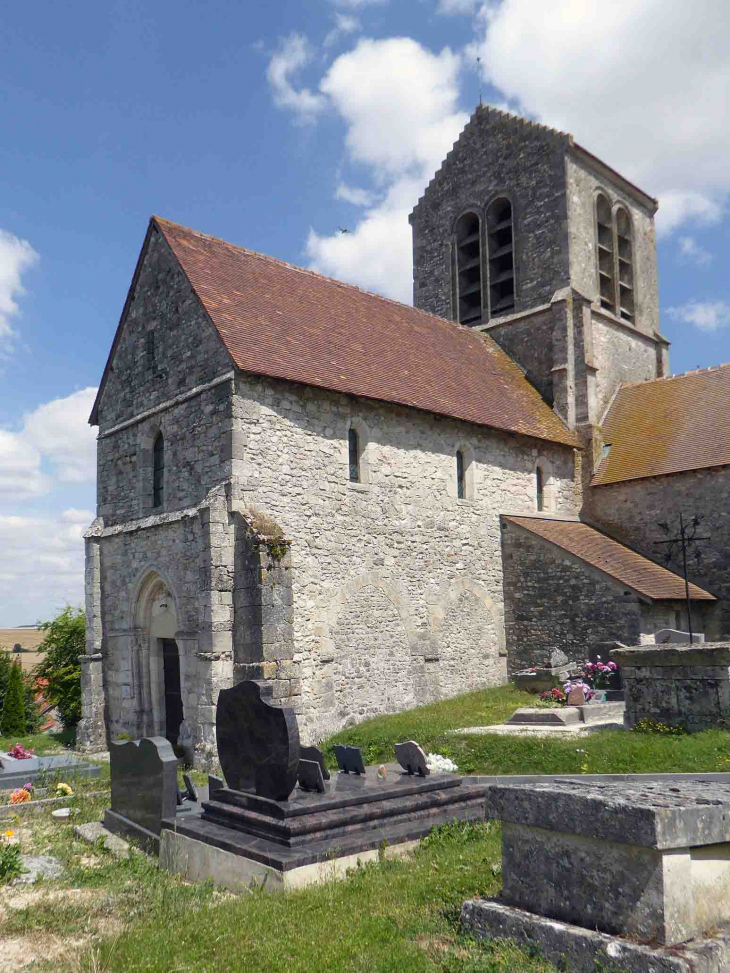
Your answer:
0;752;100;791
159;679;489;890
463;778;730;971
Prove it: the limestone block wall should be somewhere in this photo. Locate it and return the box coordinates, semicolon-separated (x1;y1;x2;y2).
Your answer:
587;469;727;638
231;372;577;741
591;310;663;420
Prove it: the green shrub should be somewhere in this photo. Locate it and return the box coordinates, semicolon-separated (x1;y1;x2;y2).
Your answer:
0;661;26;737
0;652;41;735
35;606;85;729
0;841;25;884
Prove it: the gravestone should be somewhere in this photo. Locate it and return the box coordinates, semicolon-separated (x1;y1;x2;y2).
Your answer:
298;759;326;793
333;744;365;775
300;744;330;781
104;737;179;852
549;648;569;667
182;773;198;802
176;719;195;767
216;680;299;801
208;774;224;798
655;628;705;644
566;686;586;706
394;741;430;777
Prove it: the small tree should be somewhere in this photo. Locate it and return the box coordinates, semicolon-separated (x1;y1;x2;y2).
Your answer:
35;606;85;730
0;653;42;735
0;662;26;738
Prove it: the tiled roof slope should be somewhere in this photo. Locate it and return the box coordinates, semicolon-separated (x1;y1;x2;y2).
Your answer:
593;364;730;486
505;517;716;602
154;218;578;447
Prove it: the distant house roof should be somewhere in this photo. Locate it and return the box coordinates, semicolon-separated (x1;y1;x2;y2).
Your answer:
504;516;716;602
98;217;576;448
593;364;730;486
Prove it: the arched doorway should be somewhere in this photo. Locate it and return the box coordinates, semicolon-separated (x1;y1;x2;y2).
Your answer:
133;571;183;741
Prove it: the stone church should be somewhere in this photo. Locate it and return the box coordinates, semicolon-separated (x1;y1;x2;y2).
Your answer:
79;106;725;755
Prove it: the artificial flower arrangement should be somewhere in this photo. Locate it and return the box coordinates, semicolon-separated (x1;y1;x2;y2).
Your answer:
9;783;33;804
581;657;619;689
55;782;73;797
426;753;458;774
6;744;35;760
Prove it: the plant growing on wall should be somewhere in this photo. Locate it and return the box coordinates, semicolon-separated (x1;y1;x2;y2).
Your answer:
34;605;85;730
0;662;26;737
245;507;292;562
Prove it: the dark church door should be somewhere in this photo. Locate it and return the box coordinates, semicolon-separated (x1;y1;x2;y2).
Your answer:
161;639;184;745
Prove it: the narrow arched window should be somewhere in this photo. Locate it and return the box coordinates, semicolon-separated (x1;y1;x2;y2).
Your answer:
153;433;164;508
348;427;360;483
596;194;615;314
456;450;466;500
615;208;634;323
536;466;544;512
487;198;514;316
455;212;483;326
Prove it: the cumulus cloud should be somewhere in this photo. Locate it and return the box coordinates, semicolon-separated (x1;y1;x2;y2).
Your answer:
677;237;712;268
325;13;360;47
667;301;730;333
0;510;92;624
335;183;378;207
329;0;388;7
473;0;730;233
656;192;724;238
307;37;468;301
437;0;479;14
267;34;328;123
0;387;97;499
0;230;39;358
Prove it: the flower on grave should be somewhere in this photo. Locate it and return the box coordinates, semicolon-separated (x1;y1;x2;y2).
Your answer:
22;783;33;792
55;783;73;797
377;765;386;779
563;680;595;701
3;830;14;838
426;753;458;773
9;788;31;804
7;744;35;760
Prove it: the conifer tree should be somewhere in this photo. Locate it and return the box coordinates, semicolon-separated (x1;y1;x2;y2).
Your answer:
0;661;26;738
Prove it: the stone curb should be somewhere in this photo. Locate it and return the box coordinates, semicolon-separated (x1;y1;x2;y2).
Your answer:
460;772;730;786
0;790;110;819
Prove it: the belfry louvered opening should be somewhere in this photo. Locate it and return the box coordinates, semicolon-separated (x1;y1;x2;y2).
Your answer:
596;194;615;314
487;198;514;315
615;208;634;323
455;212;483;327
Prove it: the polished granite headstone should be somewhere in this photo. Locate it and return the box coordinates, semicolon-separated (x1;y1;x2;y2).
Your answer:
104;737;180;852
395;741;430;777
208;774;224;798
217;680;299;801
182;773;198;802
333;744;365;775
300;745;330;781
298;759;326;793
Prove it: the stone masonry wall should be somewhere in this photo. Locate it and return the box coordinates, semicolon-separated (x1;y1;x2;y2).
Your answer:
410;107;571;322
480;306;556;406
232;371;577;741
501;518;646;672
587;468;728;638
591;311;662;420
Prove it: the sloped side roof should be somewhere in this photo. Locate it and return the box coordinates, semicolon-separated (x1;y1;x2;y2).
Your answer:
152;218;578;448
504;516;716;602
593;365;730;486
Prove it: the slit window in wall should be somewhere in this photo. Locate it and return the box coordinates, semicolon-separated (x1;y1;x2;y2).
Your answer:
487;197;515;316
596;194;615;314
153;433;164;508
456;449;466;500
536;466;544;512
348;427;360;483
615;208;634;323
455;212;483;327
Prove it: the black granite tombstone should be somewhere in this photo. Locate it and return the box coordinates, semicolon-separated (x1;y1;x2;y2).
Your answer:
298;758;326;793
105;737;179;851
182;773;198;802
395;741;430;777
300;744;330;781
208;774;224;798
333;744;365;775
216;680;300;801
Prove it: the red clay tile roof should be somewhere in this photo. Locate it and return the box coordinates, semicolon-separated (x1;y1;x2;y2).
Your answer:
593;365;730;486
504;516;716;601
149;217;578;448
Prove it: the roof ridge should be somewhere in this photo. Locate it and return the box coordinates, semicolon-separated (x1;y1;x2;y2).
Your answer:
619;361;730;390
153;215;490;343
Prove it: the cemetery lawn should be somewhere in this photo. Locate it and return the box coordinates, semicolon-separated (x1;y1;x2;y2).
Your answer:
323;684;730;776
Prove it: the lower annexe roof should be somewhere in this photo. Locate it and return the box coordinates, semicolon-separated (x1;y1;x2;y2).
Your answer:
504;516;716;603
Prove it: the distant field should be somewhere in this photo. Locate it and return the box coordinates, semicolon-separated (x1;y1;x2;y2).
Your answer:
0;628;45;671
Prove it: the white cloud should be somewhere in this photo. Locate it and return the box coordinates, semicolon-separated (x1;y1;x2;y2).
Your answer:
325;13;360;47
667;301;730;333
474;1;730;234
307;37;468;301
0;230;39;358
0;511;90;625
267;34;328;123
437;0;479;14
0;431;48;498
22;387;98;483
330;0;388;7
335;183;378;206
656;192;723;238
677;236;712;268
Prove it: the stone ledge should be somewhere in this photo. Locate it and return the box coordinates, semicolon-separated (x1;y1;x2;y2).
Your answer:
461;899;730;973
612;643;730;667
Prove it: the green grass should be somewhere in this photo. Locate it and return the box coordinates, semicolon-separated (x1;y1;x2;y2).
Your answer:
322;685;730;777
0;727;75;755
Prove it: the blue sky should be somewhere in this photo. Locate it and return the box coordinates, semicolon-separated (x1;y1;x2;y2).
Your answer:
1;0;729;625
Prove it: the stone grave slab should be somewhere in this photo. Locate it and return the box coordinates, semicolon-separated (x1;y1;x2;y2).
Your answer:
0;753;100;791
506;707;581;726
655;628;705;644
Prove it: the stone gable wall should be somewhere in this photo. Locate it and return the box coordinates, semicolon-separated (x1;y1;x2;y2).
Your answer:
232;371;577;739
592;312;661;419
411;112;570;322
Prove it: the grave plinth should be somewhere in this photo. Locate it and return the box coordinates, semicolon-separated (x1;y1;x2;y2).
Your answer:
462;778;730;969
611;642;730;731
161;763;488;890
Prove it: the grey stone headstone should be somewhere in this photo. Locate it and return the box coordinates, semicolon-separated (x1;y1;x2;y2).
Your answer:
300;744;330;781
333;744;365;775
176;719;195;767
216;680;300;801
108;737;179;836
395;741;430;777
298;758;326;793
567;687;586;706
549;648;569;667
655;628;705;644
